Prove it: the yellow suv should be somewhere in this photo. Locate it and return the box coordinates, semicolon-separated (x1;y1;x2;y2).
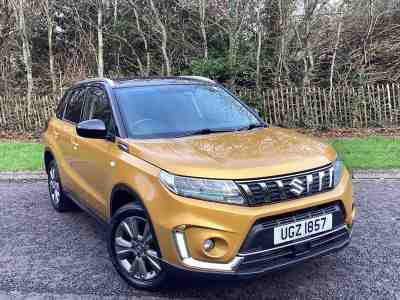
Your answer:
43;77;354;290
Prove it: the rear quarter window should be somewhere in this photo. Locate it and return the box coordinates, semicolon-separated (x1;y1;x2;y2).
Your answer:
56;90;72;119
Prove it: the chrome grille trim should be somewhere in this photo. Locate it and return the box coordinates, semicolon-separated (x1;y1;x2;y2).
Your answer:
236;164;335;205
236;163;333;183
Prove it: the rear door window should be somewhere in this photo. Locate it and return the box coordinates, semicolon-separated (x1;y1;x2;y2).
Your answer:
64;88;85;123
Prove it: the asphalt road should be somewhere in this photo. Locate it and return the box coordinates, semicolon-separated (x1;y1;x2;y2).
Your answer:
0;180;399;300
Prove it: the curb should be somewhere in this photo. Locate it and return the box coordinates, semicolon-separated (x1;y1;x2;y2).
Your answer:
352;169;400;180
1;170;400;182
0;171;47;182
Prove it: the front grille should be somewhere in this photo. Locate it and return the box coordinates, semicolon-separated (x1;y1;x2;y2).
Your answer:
236;164;335;205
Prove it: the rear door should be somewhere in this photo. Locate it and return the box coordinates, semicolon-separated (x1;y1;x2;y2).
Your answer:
74;86;119;218
46;88;71;166
58;87;86;193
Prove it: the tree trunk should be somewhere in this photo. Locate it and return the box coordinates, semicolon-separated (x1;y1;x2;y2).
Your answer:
132;4;150;76
15;0;33;108
44;0;56;95
199;0;208;59
255;1;263;90
113;0;118;25
277;0;286;84
330;21;342;97
48;18;56;95
148;0;171;76
97;0;104;78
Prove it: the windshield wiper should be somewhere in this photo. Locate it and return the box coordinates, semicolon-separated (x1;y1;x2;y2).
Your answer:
177;124;266;137
179;128;237;137
237;123;266;131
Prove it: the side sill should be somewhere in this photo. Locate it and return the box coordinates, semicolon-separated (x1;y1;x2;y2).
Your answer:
64;189;109;227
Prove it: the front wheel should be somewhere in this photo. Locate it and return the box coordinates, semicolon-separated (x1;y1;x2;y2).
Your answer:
47;160;75;212
108;203;167;290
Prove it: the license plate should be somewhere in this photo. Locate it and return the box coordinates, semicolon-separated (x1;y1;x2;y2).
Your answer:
273;214;333;245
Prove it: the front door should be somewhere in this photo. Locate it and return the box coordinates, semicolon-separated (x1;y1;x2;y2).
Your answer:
74;86;119;218
57;88;86;193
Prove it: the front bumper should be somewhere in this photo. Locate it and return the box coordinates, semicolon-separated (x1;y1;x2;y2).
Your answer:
150;168;354;275
170;201;352;276
164;226;351;280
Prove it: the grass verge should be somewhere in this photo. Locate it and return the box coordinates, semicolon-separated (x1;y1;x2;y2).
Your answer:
0;136;399;171
330;136;400;170
0;142;44;171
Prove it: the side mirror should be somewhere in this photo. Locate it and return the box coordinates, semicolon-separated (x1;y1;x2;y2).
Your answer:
76;119;107;139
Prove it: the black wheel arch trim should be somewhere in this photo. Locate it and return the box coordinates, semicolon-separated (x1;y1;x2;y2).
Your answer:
110;183;146;217
43;147;55;174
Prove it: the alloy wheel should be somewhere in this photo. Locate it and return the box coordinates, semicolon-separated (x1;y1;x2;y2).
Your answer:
48;165;61;206
114;216;162;281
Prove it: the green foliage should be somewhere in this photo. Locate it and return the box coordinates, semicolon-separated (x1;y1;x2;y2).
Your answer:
187;57;230;80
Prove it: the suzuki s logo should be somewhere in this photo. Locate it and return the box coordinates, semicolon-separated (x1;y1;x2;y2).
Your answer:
289;178;305;196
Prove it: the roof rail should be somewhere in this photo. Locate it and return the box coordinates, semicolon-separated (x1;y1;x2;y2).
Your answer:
179;76;215;84
75;77;115;86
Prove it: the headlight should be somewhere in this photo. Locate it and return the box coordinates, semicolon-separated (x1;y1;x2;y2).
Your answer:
333;159;343;186
159;170;245;205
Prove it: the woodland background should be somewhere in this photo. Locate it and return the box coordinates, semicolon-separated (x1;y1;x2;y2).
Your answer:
1;0;400;132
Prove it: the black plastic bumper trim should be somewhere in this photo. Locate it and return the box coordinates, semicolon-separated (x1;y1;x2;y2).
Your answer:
162;230;351;280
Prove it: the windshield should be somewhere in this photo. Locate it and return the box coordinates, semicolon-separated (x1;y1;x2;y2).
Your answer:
115;84;262;139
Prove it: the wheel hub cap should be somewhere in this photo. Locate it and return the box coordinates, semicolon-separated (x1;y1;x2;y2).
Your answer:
48;167;60;205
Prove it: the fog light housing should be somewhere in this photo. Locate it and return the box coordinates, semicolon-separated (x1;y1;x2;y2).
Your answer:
173;229;243;271
203;239;215;252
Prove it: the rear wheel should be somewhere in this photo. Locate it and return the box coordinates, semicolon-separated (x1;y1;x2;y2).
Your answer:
108;203;166;290
47;160;75;212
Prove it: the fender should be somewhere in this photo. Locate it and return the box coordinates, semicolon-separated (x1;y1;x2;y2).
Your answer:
109;183;163;256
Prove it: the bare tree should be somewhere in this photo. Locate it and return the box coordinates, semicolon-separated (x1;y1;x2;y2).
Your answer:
255;0;264;90
11;0;33;107
199;0;208;59
296;0;318;86
113;0;118;25
97;0;104;77
42;0;57;95
329;2;344;97
128;0;151;76
211;0;252;84
0;0;14;97
148;0;171;75
273;0;292;85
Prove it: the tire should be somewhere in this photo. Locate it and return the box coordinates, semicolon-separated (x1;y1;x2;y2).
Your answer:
108;203;167;290
47;160;76;212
